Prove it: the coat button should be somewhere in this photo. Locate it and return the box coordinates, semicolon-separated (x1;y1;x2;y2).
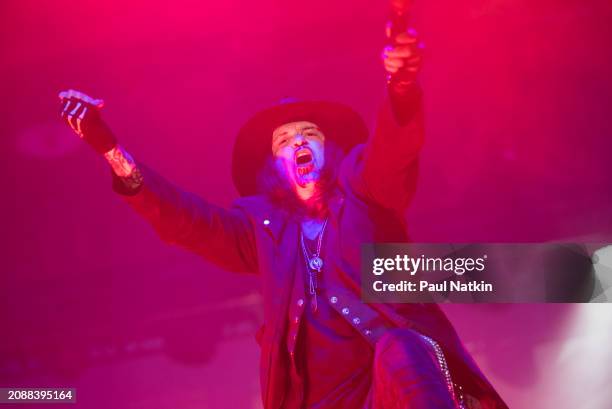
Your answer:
263;219;270;225
342;307;350;315
364;329;372;336
297;298;304;307
352;317;361;325
330;296;338;304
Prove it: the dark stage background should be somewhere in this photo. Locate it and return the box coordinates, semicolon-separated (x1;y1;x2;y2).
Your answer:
1;0;612;408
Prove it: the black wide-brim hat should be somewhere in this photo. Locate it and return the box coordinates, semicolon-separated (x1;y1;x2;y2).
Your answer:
232;100;369;197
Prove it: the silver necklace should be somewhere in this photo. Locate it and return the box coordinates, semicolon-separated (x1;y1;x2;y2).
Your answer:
300;218;329;312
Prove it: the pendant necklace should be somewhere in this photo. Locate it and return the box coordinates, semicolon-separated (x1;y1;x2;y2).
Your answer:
300;217;329;312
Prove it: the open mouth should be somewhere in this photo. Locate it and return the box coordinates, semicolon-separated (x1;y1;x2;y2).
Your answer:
295;148;313;165
294;148;315;176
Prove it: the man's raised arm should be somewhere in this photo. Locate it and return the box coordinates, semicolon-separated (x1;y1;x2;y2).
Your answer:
58;89;258;274
345;23;425;213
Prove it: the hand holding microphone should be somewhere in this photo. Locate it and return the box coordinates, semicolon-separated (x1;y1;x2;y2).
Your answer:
382;0;424;93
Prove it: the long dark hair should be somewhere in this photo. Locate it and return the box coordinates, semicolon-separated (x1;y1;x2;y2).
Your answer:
256;140;345;219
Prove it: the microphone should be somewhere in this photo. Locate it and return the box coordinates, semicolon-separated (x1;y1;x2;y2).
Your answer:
386;0;415;89
387;0;412;42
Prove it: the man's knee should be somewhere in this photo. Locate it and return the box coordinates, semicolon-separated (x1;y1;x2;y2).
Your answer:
372;329;458;408
375;328;435;365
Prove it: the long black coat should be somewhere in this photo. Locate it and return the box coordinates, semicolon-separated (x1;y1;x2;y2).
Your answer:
113;88;507;409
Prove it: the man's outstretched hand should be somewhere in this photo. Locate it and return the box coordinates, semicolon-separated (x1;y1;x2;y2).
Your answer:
382;28;424;93
58;89;117;155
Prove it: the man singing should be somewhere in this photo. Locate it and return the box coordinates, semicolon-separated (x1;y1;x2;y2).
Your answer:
57;10;507;409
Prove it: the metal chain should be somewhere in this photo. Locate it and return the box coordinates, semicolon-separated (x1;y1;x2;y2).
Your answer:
299;218;329;312
421;335;467;409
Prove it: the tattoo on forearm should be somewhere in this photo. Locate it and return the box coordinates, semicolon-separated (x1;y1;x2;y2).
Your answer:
104;145;135;176
104;145;144;190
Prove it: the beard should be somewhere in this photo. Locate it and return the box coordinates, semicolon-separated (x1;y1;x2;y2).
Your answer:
256;140;345;219
257;158;336;219
295;166;322;187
